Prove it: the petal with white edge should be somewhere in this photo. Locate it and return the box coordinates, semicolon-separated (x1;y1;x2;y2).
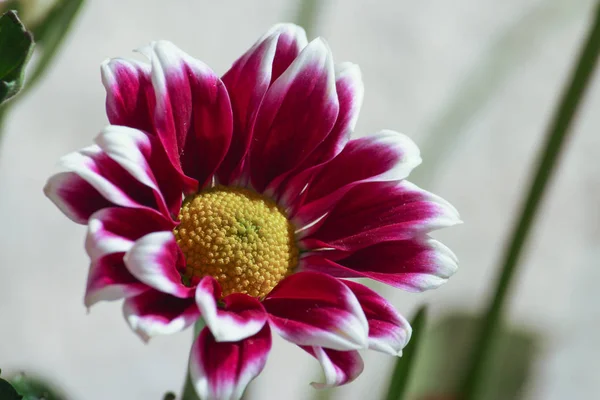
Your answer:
195;277;267;342
85;207;172;261
123;289;198;342
294;130;421;233
44;172;112;224
124;231;193;299
343;280;411;356
219;23;308;185
84;252;147;308
263;272;368;351
249;38;339;192
302;346;364;389
300;236;458;292
190;324;272;400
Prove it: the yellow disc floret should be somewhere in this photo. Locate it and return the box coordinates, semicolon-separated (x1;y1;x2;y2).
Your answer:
173;186;298;298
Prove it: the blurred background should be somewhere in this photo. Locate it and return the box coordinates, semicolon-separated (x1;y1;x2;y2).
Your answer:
0;0;599;399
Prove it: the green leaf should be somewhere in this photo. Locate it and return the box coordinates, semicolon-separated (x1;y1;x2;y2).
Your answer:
9;373;67;400
0;11;34;104
0;370;22;400
384;305;428;400
408;313;540;400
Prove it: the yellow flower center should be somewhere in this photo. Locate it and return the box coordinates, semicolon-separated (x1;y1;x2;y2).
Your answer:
173;186;298;298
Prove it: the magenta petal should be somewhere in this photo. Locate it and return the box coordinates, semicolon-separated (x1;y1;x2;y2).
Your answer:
102;58;155;133
189;324;272;400
195;277;268;342
85;207;172;261
343;280;411;355
58;145;164;213
263;272;368;351
84;252;147;308
124;231;193;298
249;38;339;192
277;62;364;210
300;236;458;292
44;172;113;224
140;41;233;189
219;24;307;185
302;180;461;253
123;289;198;341
302;346;364;389
95;125;184;218
294;131;421;232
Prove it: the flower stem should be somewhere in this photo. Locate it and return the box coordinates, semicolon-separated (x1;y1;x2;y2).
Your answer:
180;320;205;400
293;0;325;38
460;4;600;399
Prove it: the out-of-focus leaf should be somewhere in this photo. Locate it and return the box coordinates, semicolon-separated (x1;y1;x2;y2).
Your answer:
0;10;34;104
384;305;428;400
10;373;67;400
0;369;22;400
163;392;176;400
408;313;541;400
20;0;84;97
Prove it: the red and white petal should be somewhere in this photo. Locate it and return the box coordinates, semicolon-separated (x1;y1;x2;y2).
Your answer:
189;324;272;400
101;58;155;132
124;231;193;298
195;277;267;342
273;62;364;209
263;272;368;351
302;346;364;389
300;236;458;292
58;145;162;212
294;130;421;233
249;38;339;192
84;252;147;308
85;207;172;261
94;125;180;218
139;41;233;189
219;23;307;185
343;281;411;356
301;180;461;253
123;289;198;341
44;172;112;224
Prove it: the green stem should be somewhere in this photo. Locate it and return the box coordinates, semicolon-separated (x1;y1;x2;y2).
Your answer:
181;320;205;400
460;4;600;399
293;0;325;38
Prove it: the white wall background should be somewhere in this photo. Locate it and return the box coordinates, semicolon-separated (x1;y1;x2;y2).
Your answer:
1;0;598;399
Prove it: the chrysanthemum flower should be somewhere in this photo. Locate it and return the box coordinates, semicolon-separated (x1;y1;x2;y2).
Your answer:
44;24;459;399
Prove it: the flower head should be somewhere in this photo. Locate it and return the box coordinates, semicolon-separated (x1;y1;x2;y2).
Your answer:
44;24;460;399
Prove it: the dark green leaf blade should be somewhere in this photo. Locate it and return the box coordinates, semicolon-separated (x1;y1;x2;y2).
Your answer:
10;373;67;400
384;305;428;400
0;10;34;104
0;374;22;400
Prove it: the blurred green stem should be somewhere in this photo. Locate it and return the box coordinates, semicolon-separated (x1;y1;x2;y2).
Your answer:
181;320;205;400
293;0;325;38
460;4;600;399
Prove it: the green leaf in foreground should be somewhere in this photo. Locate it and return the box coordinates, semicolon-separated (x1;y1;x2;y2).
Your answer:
384;305;428;400
9;373;67;400
0;369;22;400
0;11;34;104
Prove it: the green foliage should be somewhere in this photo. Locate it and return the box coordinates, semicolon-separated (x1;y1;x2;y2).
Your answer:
384;305;428;400
409;313;540;400
0;10;34;105
9;373;68;400
0;369;23;400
